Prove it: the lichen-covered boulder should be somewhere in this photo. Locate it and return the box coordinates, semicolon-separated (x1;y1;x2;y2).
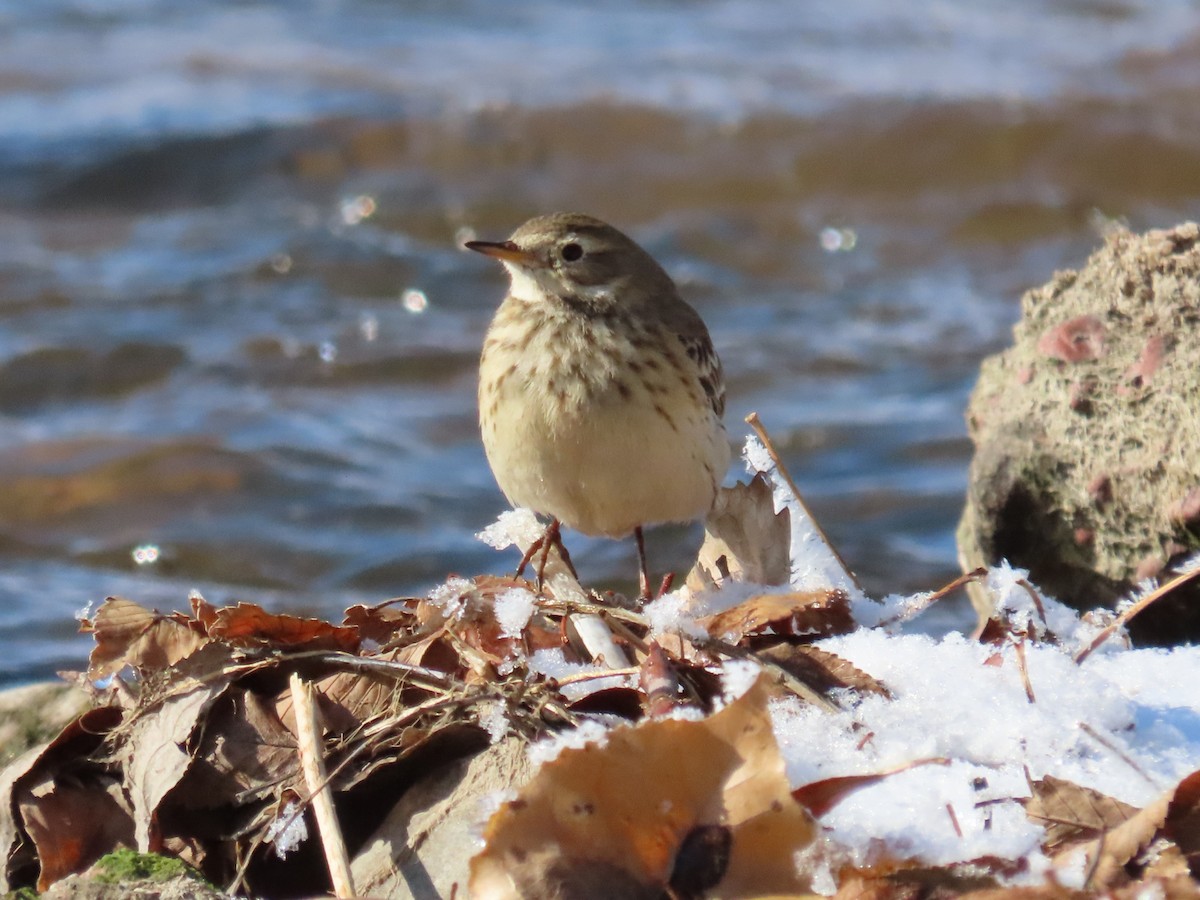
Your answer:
959;222;1200;644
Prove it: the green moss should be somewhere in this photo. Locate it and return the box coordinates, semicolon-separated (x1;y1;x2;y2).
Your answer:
92;849;202;885
2;887;39;899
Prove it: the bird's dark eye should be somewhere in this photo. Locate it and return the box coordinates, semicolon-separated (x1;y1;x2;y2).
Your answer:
560;242;584;262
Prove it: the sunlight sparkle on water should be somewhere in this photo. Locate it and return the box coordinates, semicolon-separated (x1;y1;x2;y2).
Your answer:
269;252;293;274
819;226;858;252
132;544;160;565
401;288;428;314
340;194;377;226
319;341;337;363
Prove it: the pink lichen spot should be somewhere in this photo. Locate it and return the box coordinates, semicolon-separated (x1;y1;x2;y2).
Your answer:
1121;334;1167;390
1087;474;1113;507
1036;315;1106;363
1015;367;1033;385
1073;527;1094;547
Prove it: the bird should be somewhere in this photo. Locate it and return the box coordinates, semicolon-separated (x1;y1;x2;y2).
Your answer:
467;212;731;600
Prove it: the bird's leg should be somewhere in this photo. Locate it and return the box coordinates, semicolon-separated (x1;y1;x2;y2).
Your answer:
553;528;579;580
635;526;653;600
515;518;579;593
535;518;560;590
513;532;545;581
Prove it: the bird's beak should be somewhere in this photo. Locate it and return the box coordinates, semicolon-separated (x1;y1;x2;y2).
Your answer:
465;239;539;267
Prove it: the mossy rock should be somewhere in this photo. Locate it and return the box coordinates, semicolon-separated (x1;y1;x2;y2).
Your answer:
959;222;1200;643
38;850;218;900
91;850;198;885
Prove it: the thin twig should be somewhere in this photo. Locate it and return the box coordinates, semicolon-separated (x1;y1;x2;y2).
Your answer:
745;412;862;591
945;803;963;838
276;650;455;690
602;613;652;655
226;810;272;897
694;634;841;713
290;673;356;899
537;597;649;626
1074;565;1200;662
877;567;988;628
1016;579;1048;629
553;666;641;687
139;647;454;725
1013;636;1036;703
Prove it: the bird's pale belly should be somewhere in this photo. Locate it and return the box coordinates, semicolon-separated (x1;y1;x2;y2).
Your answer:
480;371;729;538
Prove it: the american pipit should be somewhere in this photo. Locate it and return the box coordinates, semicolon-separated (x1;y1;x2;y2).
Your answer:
467;212;731;599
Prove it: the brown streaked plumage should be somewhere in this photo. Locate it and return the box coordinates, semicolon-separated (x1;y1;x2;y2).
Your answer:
468;213;731;599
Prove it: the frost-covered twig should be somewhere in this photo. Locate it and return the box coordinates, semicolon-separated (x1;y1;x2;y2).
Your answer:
875;567;987;629
1074;564;1200;662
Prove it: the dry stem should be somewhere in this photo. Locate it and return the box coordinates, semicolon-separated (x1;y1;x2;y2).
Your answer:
290;673;356;899
1074;565;1200;662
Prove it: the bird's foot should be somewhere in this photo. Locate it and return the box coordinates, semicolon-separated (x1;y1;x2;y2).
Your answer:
515;518;578;594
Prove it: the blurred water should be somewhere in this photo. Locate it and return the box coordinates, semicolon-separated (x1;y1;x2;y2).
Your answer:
2;0;1199;682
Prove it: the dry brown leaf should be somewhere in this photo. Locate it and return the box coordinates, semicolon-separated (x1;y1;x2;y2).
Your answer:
85;597;209;680
180;687;301;810
0;747;46;890
1135;841;1194;886
391;631;460;674
451;581;563;664
793;759;950;818
1024;775;1139;855
123;682;230;851
0;707;124;892
19;777;135;892
469;675;816;899
208;602;359;652
686;474;791;593
309;668;400;736
700;589;853;644
342;600;416;643
759;644;891;698
1048;774;1195;890
834;867;997;900
1166;769;1200;879
190;593;219;631
833;856;1048;899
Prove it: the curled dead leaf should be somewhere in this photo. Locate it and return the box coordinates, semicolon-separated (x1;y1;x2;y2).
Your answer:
342;600;417;644
469;676;815;898
208;602;359;652
1023;775;1138;855
793;758;950;818
687;475;791;593
700;589;853;644
0;707;125;892
1048;771;1200;890
1165;770;1200;879
122;682;231;852
759;643;891;699
85;597;209;680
